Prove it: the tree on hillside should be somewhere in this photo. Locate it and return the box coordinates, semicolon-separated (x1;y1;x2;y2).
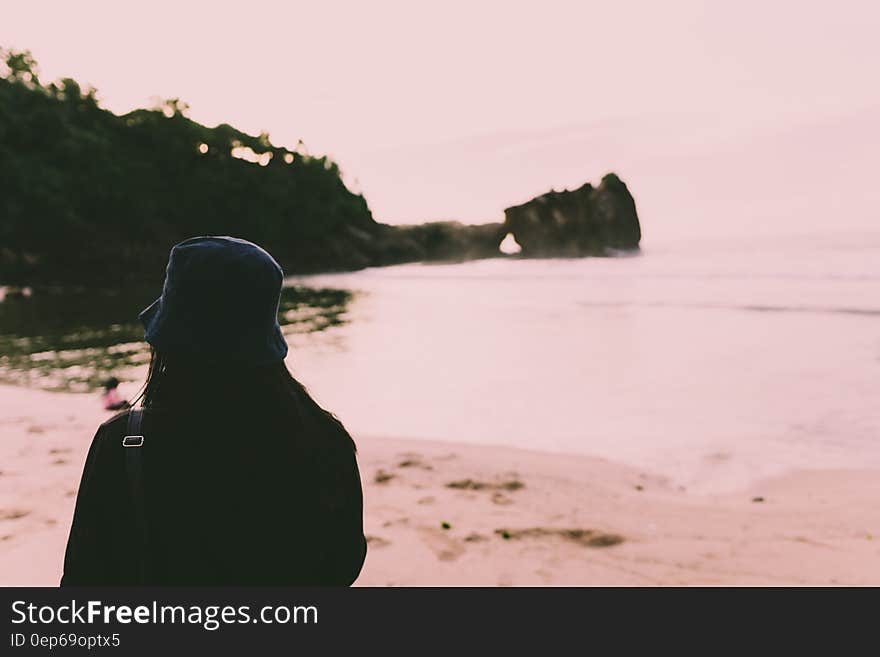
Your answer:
0;49;378;284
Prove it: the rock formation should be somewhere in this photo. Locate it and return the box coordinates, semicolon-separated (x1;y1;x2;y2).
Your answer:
502;173;641;257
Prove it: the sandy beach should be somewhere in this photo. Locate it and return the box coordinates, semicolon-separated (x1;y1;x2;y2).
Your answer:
1;383;878;587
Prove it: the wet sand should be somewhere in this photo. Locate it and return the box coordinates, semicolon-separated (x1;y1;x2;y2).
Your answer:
1;383;878;586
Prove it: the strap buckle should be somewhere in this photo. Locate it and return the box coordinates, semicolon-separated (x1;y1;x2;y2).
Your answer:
123;435;144;448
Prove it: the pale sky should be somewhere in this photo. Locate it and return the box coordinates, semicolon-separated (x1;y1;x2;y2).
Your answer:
3;1;879;235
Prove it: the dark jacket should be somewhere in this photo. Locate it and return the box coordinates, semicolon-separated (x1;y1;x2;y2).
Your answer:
61;405;367;586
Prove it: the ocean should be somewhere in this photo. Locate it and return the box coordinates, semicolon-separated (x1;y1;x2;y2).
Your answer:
292;231;880;493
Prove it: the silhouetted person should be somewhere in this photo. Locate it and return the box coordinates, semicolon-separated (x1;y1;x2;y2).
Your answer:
62;236;367;585
100;377;129;411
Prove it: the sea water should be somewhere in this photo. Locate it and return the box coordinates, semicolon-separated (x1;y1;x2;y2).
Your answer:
291;231;880;493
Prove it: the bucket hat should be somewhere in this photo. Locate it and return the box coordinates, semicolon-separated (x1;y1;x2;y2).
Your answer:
138;236;288;364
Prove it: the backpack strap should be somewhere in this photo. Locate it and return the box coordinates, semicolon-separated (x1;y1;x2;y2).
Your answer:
123;408;148;583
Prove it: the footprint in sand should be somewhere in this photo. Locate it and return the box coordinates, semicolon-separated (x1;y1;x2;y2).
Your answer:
417;496;435;505
495;527;625;548
381;517;410;528
396;454;434;471
365;535;391;548
0;509;30;521
418;526;466;562
446;478;525;492
49;448;72;455
374;470;395;484
51;458;68;466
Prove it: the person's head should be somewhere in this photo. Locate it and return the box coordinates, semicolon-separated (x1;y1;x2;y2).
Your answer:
135;236;286;406
103;377;120;392
139;236;288;365
134;236;349;447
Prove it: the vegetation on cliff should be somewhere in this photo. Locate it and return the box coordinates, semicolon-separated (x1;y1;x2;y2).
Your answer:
0;49;382;284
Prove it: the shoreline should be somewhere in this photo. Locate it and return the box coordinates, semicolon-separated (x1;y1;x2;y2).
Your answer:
1;384;878;586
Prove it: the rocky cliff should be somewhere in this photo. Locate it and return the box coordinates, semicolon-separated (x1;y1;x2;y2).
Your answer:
502;173;641;257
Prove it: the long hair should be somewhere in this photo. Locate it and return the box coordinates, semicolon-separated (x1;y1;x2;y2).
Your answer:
134;348;355;451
